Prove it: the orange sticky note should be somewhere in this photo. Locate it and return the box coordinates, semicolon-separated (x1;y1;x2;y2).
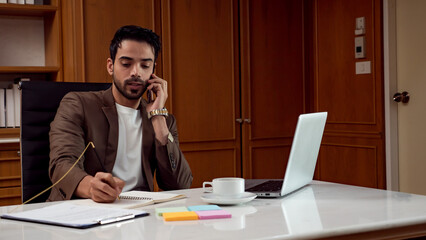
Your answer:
163;211;199;221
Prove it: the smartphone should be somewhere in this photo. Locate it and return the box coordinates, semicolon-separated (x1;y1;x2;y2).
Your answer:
147;89;153;103
147;73;154;103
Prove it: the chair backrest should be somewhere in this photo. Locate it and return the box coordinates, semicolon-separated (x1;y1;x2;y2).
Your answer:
20;81;111;203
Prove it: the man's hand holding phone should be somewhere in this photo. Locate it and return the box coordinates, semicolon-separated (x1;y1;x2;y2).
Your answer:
145;74;170;145
146;73;168;112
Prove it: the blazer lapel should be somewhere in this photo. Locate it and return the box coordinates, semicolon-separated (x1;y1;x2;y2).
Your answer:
101;89;119;173
141;100;154;191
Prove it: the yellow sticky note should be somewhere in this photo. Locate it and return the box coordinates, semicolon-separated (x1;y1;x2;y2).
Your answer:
163;211;198;221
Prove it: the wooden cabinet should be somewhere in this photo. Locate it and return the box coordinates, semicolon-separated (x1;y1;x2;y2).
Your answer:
162;0;305;187
165;0;385;189
161;0;242;187
0;1;62;81
0;129;21;206
0;1;62;205
240;0;305;179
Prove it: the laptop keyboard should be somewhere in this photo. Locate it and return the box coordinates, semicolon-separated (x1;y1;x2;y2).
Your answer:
246;180;283;192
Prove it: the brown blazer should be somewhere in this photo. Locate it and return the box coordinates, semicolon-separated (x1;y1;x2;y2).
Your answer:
48;87;193;201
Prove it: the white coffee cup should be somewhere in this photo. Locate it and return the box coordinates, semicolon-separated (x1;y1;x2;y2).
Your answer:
202;177;245;196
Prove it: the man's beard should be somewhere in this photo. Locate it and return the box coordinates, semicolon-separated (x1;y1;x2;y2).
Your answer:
112;74;147;100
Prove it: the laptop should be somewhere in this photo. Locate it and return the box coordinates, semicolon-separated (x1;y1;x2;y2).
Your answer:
245;112;327;197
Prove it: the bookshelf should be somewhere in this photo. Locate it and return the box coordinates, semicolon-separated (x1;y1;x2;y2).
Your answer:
0;0;62;80
0;66;60;73
0;3;57;16
0;0;62;206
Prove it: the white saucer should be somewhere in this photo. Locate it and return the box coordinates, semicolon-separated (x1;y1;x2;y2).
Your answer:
201;192;257;205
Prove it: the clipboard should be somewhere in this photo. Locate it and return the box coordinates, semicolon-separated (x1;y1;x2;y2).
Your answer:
1;202;149;229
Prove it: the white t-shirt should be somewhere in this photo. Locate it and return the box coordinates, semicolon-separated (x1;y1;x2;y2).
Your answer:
112;103;144;192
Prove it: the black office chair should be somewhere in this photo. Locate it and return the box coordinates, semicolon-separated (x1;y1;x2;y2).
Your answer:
20;81;111;203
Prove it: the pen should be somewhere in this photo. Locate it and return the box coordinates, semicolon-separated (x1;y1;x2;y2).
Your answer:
98;213;135;225
91;143;107;172
91;142;120;200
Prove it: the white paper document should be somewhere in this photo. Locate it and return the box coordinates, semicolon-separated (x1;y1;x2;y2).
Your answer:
1;202;149;229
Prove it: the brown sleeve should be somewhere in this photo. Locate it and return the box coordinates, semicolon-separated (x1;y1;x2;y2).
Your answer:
154;114;193;190
48;92;89;200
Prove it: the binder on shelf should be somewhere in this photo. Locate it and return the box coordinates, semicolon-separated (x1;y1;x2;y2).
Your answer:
5;88;15;128
7;0;18;3
0;0;7;4
17;0;24;3
0;89;5;128
12;84;21;127
25;0;34;4
15;78;31;83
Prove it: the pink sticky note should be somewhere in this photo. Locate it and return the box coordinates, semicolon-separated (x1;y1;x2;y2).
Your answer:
195;210;232;220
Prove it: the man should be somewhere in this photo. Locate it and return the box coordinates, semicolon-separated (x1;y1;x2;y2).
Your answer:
48;25;193;203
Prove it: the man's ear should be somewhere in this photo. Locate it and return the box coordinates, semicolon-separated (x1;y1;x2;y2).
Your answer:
107;58;114;75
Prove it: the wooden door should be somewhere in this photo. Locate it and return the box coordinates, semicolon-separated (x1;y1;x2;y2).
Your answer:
393;0;426;195
161;0;241;187
240;0;306;179
61;0;156;83
308;0;386;188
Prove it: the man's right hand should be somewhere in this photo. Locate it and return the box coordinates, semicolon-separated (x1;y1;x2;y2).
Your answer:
76;172;125;203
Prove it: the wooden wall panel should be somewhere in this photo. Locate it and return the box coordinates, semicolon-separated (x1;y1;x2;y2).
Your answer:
251;145;291;179
314;0;384;133
44;0;62;70
83;0;154;83
316;0;377;125
318;144;378;188
162;0;241;184
166;0;238;142
62;0;155;83
247;0;305;139
241;0;305;178
310;0;385;189
61;0;85;83
184;149;237;188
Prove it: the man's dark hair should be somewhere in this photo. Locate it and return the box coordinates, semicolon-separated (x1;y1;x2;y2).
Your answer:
109;25;161;63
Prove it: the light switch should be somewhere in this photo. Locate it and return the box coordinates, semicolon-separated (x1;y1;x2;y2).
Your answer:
355;17;365;35
356;61;371;74
356;17;365;30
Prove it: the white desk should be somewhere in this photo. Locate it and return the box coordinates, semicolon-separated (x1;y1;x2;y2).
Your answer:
1;181;426;240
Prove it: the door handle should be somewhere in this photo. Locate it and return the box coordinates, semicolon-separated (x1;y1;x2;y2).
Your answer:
236;118;251;124
393;91;410;103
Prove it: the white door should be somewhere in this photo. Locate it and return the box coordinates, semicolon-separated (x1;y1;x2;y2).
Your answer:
385;0;426;195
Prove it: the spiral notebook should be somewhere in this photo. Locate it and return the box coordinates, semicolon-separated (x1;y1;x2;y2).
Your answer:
73;191;186;209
